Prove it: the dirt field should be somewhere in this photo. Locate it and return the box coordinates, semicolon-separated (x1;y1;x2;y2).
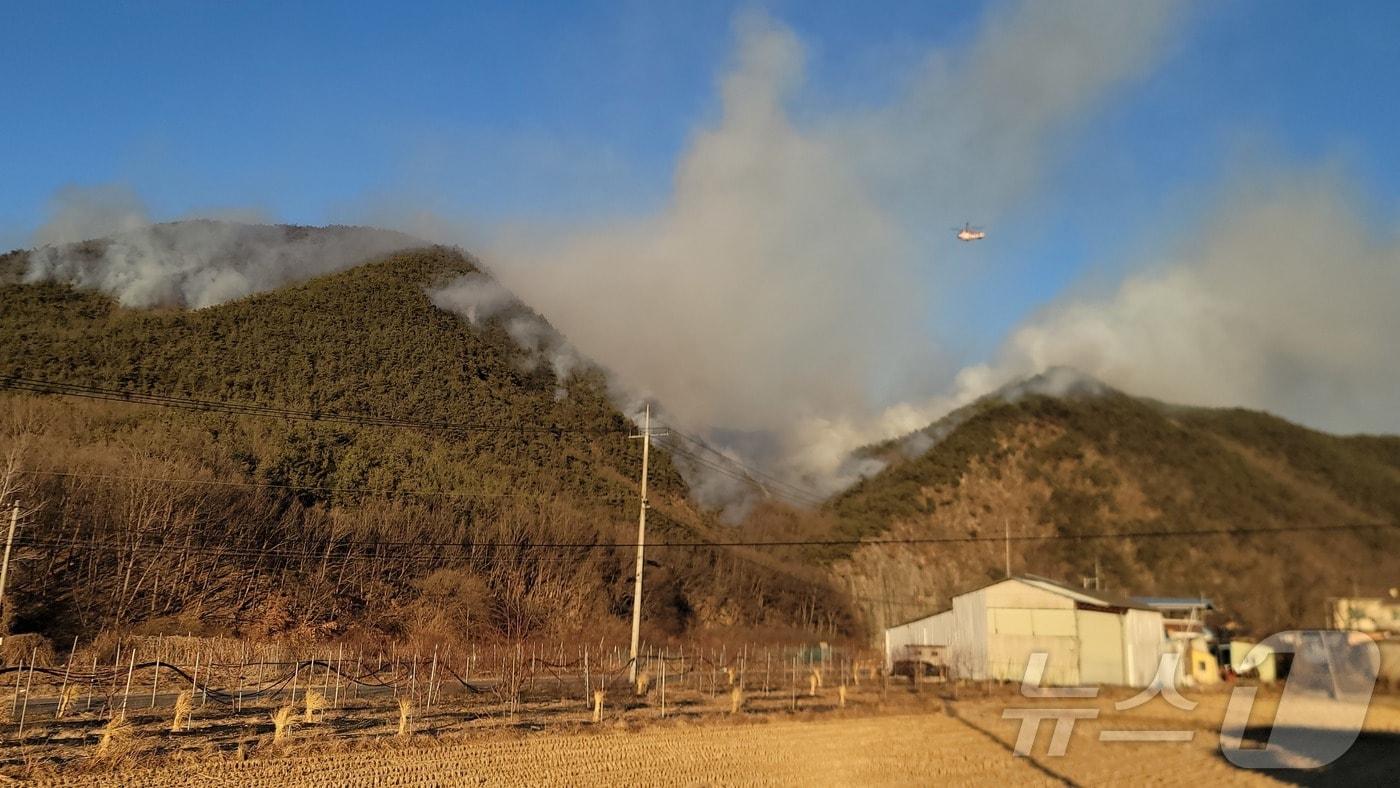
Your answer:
16;684;1400;786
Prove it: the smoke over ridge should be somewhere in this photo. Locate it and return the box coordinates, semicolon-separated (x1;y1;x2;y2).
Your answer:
480;0;1185;491
21;186;418;309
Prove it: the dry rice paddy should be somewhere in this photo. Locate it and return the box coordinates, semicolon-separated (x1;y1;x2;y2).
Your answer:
13;685;1400;786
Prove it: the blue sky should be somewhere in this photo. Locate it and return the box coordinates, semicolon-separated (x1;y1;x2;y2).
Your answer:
3;0;1398;366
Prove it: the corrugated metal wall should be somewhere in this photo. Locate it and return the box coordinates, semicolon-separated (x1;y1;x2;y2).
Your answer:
1123;609;1166;687
1076;609;1126;684
883;610;954;670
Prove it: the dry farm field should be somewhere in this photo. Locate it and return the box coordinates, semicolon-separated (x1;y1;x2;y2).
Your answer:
9;678;1399;786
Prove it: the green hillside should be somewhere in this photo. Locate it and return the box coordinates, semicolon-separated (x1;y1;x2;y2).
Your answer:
828;378;1400;635
0;229;854;646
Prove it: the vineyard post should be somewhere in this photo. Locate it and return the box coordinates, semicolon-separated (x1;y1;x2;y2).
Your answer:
234;649;245;712
333;644;344;707
790;654;797;711
121;649;136;715
660;651;666;718
10;656;23;719
190;649;201;700
86;652;96;711
583;646;590;701
108;646;122;714
56;636;76;720
150;656;160;708
17;651;35;736
426;646;439;713
765;650;771;693
290;658;299;704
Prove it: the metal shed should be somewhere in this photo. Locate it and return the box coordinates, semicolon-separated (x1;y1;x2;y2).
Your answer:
884;609;954;673
884;575;1166;688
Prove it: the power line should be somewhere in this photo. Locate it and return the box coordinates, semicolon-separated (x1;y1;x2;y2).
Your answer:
659;428;828;504
0;375;632;436
654;439;825;508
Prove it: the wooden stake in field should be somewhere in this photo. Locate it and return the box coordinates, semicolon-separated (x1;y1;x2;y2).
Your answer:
351;650;362;702
17;652;36;736
56;635;77;720
121;649;136;716
149;656;161;708
790;654;797;711
10;656;24;719
107;646;122;713
190;649;201;702
234;648;245;712
333;644;344;708
86;652;97;711
426;646;439;713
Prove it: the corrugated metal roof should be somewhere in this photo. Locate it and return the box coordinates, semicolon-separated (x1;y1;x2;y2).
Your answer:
888;608;952;629
1013;574;1155;611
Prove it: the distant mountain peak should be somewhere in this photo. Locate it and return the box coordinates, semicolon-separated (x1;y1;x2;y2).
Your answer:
990;366;1113;403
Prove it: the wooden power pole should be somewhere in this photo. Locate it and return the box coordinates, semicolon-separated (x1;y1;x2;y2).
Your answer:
1004;517;1011;579
632;405;652;685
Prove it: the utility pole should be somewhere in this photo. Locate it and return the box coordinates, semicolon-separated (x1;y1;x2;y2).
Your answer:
627;405;665;684
0;502;18;652
1003;517;1011;579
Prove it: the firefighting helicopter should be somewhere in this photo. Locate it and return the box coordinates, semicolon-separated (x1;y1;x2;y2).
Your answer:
955;222;986;242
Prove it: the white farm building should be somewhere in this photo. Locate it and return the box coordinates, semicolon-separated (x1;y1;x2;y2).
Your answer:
884;575;1166;688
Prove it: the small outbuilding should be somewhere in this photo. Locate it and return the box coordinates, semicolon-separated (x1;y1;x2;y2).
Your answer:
884;575;1166;688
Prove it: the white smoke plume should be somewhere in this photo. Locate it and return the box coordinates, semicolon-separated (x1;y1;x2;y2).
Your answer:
429;273;584;401
481;1;1184;492
948;169;1400;436
23;185;419;309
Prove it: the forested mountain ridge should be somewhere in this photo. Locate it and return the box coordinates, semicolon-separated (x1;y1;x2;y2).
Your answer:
827;373;1400;635
0;227;854;647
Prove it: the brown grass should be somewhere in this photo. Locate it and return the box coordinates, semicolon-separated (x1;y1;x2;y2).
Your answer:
56;684;81;720
270;705;297;744
396;698;412;737
96;714;134;758
170;690;193;732
303;690;329;724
